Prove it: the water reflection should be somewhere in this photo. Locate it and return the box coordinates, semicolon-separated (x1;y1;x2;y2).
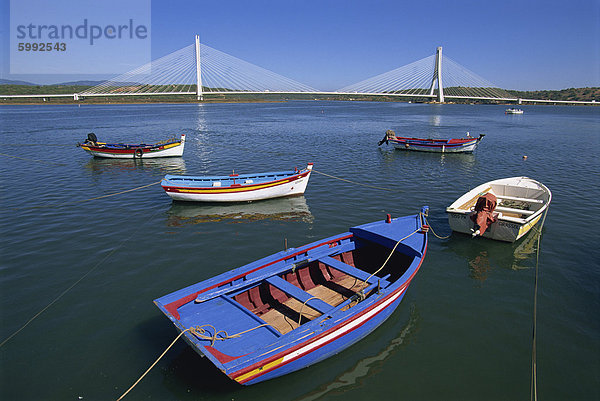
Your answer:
84;157;187;175
378;147;478;174
447;228;542;283
166;196;313;226
294;305;418;401
429;114;442;126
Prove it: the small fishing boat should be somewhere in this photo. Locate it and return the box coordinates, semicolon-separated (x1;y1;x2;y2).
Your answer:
78;133;185;158
154;208;429;385
446;177;551;242
378;130;484;153
505;108;524;114
161;164;313;202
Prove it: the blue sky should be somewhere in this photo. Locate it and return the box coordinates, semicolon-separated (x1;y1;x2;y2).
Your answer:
1;0;599;90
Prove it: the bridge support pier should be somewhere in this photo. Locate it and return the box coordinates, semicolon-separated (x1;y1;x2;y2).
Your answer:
195;35;203;101
428;46;444;103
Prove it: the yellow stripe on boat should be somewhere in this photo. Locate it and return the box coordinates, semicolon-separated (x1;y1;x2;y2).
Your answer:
234;357;285;383
177;178;295;194
161;142;181;150
517;214;542;237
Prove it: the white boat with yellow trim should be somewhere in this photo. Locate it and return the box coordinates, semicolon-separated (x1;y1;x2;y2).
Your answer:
446;177;551;242
161;164;313;202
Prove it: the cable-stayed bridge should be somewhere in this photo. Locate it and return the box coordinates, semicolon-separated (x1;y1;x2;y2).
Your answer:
4;36;597;105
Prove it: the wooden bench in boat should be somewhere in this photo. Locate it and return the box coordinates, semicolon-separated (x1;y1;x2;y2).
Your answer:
319;256;389;286
495;206;535;216
497;194;544;204
265;276;332;313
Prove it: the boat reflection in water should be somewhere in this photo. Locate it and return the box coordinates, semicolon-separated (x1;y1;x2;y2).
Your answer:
378;146;478;176
84;157;187;176
447;227;542;283
294;305;418;401
166;195;313;226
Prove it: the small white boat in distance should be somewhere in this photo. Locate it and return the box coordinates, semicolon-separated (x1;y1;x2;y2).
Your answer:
446;177;551;242
505;108;524;114
161;163;313;202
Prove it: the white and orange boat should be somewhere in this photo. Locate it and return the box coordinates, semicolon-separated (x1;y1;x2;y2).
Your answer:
161;164;313;202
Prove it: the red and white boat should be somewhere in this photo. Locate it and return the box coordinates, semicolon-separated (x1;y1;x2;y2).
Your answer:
78;133;185;159
161;164;313;202
379;130;484;153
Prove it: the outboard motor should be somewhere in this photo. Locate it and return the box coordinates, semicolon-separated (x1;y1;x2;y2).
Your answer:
83;132;98;146
378;129;396;146
470;192;498;237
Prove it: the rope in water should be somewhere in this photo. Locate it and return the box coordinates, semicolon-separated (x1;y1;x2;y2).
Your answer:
530;208;548;401
312;169;395;191
0;151;67;166
0;208;162;349
116;323;273;400
66;181;162;205
14;181;162;211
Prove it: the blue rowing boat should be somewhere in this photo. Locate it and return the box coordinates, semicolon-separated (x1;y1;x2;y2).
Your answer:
154;208;429;385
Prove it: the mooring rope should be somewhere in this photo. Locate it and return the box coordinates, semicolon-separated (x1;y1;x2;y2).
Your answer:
423;215;451;239
365;212;427;285
0;208;162;349
312;169;395;191
13;181;162;211
297;296;320;326
117;322;273;400
67;181;162;205
530;208;548;401
0;151;67;166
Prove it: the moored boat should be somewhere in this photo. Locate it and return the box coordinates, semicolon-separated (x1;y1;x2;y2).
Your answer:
446;177;551;242
154;208;429;385
505;108;524;114
161;163;313;202
378;130;484;153
78;133;185;158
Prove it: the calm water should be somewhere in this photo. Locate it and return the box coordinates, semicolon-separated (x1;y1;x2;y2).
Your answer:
0;102;598;401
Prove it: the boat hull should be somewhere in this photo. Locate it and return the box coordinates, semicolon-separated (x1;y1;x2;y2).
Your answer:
235;284;409;385
389;138;479;153
447;210;543;242
80;135;185;159
162;164;312;202
446;176;551;242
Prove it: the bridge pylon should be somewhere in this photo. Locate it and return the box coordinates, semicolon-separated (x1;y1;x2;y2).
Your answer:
428;46;444;102
195;35;203;101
